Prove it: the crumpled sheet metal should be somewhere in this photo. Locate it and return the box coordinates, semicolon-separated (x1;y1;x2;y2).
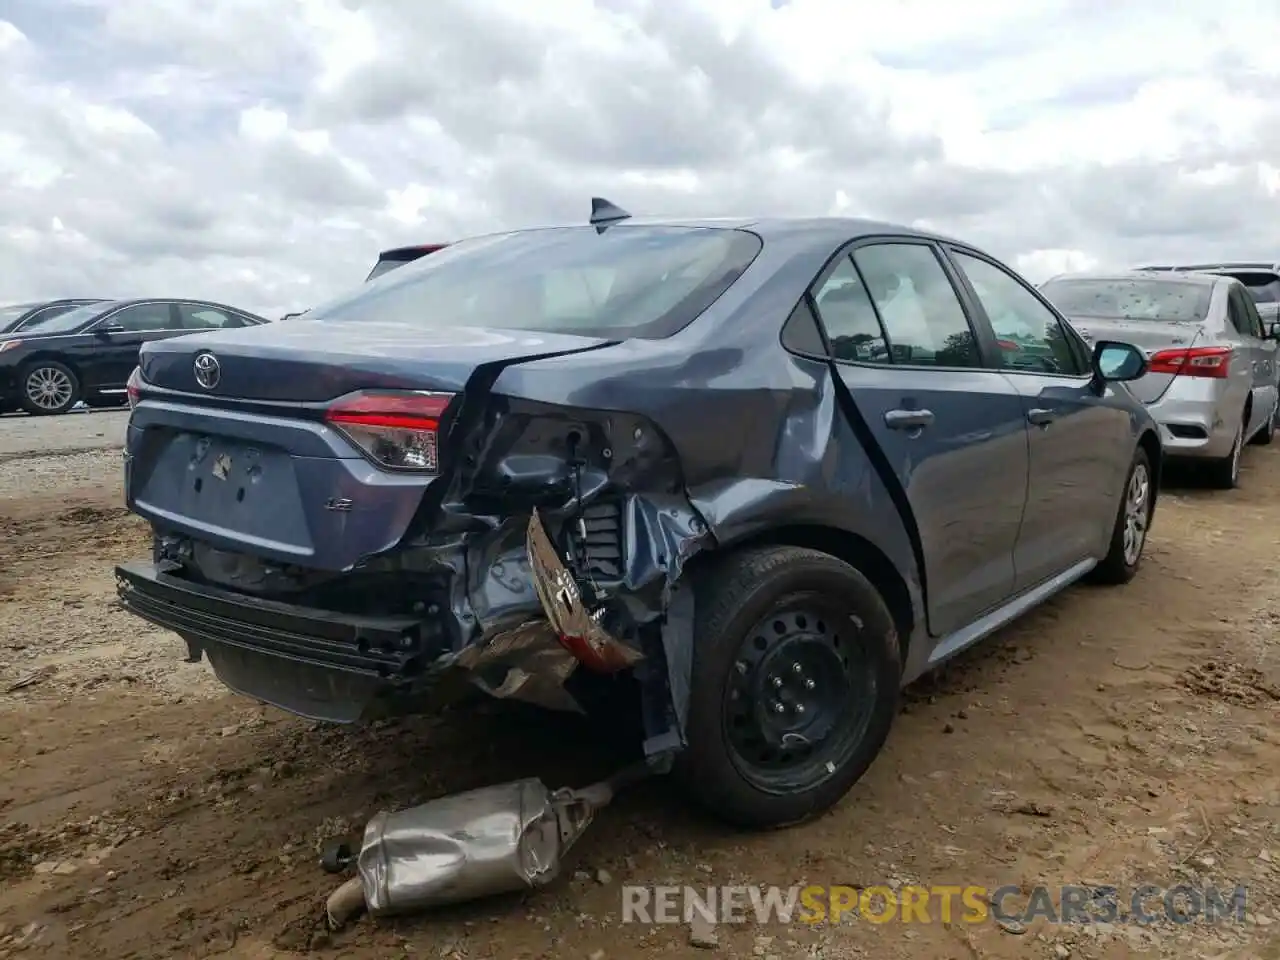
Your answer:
526;507;644;674
327;776;613;927
450;617;583;713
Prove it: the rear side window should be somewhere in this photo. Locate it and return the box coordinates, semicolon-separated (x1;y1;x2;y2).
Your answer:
811;257;888;362
178;305;249;330
318;226;763;340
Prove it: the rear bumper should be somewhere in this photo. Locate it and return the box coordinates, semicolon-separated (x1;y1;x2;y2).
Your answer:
115;560;446;722
115;511;645;722
1145;386;1235;460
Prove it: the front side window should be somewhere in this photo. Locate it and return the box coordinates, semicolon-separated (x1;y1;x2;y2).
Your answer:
109;303;174;332
849;243;981;368
311;226;763;340
951;250;1086;375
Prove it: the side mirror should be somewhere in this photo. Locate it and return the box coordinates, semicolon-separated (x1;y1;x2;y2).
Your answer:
1269;321;1280;340
1092;340;1147;383
95;322;125;336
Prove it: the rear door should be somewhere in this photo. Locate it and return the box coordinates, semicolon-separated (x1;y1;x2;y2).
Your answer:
944;247;1134;589
1227;284;1277;435
810;239;1030;637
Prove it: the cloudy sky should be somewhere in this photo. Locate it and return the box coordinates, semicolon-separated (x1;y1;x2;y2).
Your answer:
2;0;1279;318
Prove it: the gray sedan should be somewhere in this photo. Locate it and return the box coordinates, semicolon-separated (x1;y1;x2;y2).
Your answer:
1041;271;1280;489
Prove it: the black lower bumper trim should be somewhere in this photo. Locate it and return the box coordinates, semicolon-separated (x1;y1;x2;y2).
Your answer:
115;560;437;679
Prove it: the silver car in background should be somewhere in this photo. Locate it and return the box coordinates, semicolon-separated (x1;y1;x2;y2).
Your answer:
1040;271;1280;488
1136;262;1280;329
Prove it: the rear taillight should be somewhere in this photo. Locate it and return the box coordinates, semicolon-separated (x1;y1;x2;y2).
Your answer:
126;366;143;408
1146;346;1232;378
324;390;453;473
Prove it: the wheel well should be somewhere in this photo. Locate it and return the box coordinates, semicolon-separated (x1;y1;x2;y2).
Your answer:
708;524;915;660
20;352;80;381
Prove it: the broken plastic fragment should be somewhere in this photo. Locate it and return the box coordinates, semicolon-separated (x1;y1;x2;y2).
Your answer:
526;508;644;674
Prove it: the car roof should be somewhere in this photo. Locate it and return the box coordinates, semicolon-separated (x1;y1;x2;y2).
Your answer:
1138;262;1280;273
453;215;976;257
91;297;258;311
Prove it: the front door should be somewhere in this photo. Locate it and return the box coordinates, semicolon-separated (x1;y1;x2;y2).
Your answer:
85;302;184;390
943;247;1135;589
810;240;1030;637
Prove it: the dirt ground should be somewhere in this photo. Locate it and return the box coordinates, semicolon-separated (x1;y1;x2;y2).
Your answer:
2;439;1280;960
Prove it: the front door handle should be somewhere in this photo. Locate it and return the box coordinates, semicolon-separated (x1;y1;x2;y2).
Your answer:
884;408;935;430
1027;408;1057;427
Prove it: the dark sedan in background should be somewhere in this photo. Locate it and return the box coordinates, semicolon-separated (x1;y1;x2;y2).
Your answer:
0;298;107;335
0;298;267;415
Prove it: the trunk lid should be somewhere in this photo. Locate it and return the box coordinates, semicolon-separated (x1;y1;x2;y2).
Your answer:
137;320;612;402
128;321;614;571
1066;315;1204;404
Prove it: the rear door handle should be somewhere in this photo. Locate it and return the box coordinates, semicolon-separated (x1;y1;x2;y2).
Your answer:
884;408;935;430
1027;408;1057;427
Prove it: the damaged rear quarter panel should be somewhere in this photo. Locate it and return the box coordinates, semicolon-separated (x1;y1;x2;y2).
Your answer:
474;235;926;692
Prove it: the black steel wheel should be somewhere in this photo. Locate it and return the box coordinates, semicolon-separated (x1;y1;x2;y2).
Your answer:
722;602;876;794
677;545;902;829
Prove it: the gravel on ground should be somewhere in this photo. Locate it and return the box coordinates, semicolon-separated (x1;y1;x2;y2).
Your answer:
1;412;1278;960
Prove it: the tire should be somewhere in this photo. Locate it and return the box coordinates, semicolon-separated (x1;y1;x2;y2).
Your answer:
18;360;80;416
1252;397;1276;446
1206;415;1245;489
675;546;902;830
1088;446;1154;585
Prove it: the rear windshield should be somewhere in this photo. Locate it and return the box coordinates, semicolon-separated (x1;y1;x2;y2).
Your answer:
1040;278;1212;322
313;226;763;339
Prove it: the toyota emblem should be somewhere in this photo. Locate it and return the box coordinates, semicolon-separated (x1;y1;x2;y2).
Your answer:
193;352;221;390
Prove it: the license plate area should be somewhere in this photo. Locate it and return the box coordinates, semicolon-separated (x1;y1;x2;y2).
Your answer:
135;430;314;556
190;435;269;504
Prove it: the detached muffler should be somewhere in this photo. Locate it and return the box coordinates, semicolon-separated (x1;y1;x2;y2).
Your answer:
323;764;648;929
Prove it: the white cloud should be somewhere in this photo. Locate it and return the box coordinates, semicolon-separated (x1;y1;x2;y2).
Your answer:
0;0;1277;318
